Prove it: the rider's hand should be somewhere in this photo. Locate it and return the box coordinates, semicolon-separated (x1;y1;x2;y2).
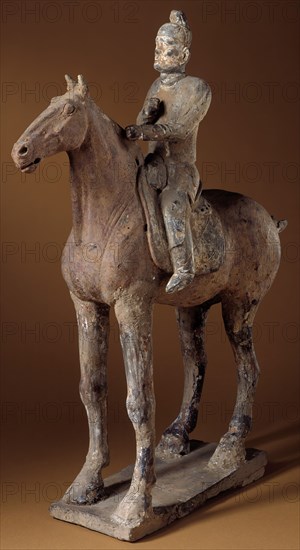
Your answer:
143;98;161;121
125;125;142;140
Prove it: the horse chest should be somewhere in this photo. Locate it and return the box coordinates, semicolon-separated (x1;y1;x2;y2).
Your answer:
61;228;155;304
61;241;114;303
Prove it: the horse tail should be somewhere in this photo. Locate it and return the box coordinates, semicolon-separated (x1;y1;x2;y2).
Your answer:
271;215;288;233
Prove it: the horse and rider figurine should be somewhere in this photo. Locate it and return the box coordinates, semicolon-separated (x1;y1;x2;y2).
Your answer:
11;9;286;542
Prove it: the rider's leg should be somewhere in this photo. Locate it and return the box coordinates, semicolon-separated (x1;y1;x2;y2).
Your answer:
161;187;195;293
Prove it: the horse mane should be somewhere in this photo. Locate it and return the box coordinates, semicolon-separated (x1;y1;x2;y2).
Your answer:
83;94;143;167
64;76;141;164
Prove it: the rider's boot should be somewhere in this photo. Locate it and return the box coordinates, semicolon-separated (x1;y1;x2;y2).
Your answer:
166;239;195;293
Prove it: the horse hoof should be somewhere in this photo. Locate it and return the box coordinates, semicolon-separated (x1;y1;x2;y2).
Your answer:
208;436;246;472
63;483;106;505
156;427;190;458
62;472;106;505
112;492;154;526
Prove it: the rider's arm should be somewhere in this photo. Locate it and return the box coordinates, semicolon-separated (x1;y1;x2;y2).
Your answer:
129;82;212;141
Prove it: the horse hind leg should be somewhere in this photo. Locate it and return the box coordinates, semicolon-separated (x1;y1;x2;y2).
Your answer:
209;296;260;471
157;304;210;457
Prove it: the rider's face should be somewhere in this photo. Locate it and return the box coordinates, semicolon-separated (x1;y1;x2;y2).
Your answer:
154;35;187;72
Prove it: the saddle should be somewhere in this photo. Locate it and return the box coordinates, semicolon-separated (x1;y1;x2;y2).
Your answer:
138;169;225;275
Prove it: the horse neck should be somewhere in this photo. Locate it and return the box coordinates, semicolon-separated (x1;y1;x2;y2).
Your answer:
67;102;140;245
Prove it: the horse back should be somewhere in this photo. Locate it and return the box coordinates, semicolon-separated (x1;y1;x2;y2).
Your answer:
203;189;282;289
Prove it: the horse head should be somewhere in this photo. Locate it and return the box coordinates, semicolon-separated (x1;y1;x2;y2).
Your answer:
11;75;90;173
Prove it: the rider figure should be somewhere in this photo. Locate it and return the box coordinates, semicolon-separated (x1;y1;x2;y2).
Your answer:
126;10;212;293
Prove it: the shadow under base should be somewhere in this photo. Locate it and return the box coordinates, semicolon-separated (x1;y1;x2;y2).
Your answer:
49;441;267;542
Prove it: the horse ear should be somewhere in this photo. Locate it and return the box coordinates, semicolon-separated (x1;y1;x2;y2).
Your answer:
77;74;88;98
65;74;76;91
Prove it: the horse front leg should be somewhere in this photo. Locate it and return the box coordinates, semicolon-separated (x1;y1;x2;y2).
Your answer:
63;293;110;504
157;305;209;457
113;294;155;525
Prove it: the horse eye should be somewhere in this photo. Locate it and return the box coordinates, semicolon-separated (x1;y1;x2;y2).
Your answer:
64;104;75;115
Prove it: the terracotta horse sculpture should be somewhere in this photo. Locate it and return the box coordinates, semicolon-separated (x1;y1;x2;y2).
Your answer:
11;75;286;526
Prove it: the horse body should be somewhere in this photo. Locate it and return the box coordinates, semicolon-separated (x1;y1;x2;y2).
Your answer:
54;97;154;305
11;76;283;526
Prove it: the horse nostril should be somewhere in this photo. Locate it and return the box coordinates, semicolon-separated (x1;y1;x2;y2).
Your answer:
19;145;28;156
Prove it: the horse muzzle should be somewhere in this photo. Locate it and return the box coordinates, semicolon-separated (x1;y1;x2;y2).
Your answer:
11;140;41;173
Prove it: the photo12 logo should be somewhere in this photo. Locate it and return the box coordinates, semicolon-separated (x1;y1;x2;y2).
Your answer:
1;80;140;105
1;1;140;24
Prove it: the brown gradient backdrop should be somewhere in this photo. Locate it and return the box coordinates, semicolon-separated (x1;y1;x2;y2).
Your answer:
1;1;299;549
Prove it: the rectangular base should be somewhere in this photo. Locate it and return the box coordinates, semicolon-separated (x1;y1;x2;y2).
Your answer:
49;441;267;542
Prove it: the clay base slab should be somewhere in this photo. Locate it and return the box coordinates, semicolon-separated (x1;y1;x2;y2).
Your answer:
49;441;267;542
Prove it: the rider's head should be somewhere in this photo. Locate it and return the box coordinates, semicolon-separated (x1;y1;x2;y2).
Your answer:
154;11;192;73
